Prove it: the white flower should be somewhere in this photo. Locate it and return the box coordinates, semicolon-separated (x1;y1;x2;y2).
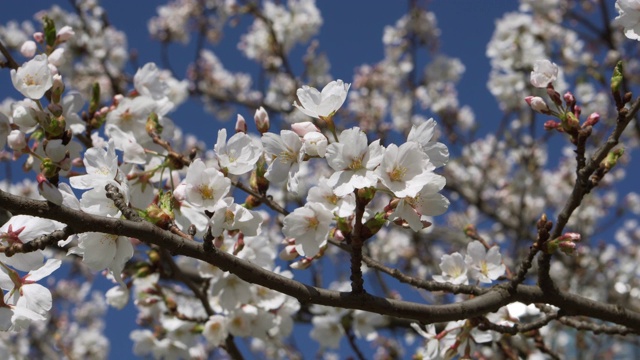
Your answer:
325;127;384;197
211;273;253;310
0;259;60;318
0;215;64;272
302;131;328;157
69;140;120;190
433;253;468;285
105;285;129;309
0;300;46;331
209;198;263;237
616;0;640;40
310;313;344;349
411;323;440;360
105;96;157;141
261;130;303;194
105;124;147;164
184;158;231;211
465;241;506;284
530;59;558;88
307;178;356;217
376;142;435;198
294;80;351;119
283;202;333;257
214;128;263;175
76;232;134;286
390;174;449;231
10;54;53;99
203;315;229;346
407;118;449;167
353;310;386;341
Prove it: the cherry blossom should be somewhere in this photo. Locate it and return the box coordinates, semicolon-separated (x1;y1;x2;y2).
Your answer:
282;202;333;257
10;54;53;99
325;127;384;196
615;0;640;40
465;241;506;284
433;253;468;285
214;128;263;176
261;130;303;194
530;59;558;88
293;79;351;119
183;158;231;211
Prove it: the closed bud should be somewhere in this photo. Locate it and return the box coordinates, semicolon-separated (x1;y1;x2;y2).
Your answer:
525;96;550;114
235;114;247;133
20;40;37;58
583;112;600;128
254;106;270;134
543;120;561;131
563;91;575;107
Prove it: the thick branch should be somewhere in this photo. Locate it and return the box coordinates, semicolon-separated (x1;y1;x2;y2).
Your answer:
3;189;640;331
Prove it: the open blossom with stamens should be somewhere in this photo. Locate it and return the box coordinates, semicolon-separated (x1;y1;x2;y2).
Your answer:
0;215;64;272
214;128;263;175
376;142;434;198
10;54;53;99
465;241;506;284
75;232;134;286
184;158;231;211
390;173;449;231
261;130;303;194
293;80;351;119
0;258;61;317
209;198;263;237
282;202;333;257
69;140;120;190
325;127;384;197
433;253;468;285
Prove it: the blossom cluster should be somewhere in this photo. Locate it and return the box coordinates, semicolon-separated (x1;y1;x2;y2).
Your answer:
0;0;639;359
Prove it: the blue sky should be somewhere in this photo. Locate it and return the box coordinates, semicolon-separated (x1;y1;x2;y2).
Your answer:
5;1;602;359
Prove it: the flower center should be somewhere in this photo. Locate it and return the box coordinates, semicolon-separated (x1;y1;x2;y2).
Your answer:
199;185;215;200
388;165;407;182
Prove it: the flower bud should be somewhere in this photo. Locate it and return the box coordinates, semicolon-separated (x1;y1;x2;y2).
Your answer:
563;91;575;108
525;96;550;114
51;74;64;104
56;25;75;42
291;121;320;136
7;129;27;151
33;32;44;43
254;106;270;134
20;41;37;58
583;112;600;128
235;114;247;133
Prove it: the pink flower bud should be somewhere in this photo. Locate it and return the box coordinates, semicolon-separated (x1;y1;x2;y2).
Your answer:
291;121;320;136
254;106;270;133
558;241;577;255
544;120;561;130
563;92;575;107
560;232;581;242
20;41;37;58
33;32;44;43
235;114;247;133
583;112;600;128
525;96;550;114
